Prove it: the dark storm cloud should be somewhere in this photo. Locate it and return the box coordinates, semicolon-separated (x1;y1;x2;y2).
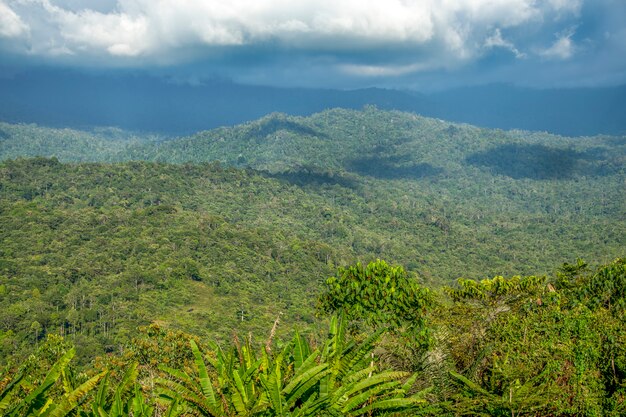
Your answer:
0;0;624;88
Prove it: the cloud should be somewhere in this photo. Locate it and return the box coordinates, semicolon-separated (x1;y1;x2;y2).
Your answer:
547;0;583;16
3;0;582;59
539;29;576;59
0;0;623;89
484;29;526;58
0;1;29;38
340;61;438;77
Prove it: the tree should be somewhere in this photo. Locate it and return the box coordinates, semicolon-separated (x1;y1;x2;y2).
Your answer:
318;260;432;337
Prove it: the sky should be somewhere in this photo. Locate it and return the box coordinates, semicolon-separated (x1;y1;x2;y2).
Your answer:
0;0;625;90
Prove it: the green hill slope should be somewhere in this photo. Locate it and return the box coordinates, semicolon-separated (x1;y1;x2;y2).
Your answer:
0;108;624;364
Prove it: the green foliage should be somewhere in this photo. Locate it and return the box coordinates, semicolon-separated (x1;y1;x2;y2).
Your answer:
0;259;624;416
439;258;626;417
319;260;432;334
583;258;626;316
0;347;105;417
157;314;427;416
0;107;624;416
445;275;545;307
1;106;624;364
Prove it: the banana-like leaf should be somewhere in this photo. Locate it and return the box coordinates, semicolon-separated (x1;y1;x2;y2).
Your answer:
8;348;76;416
158;365;194;386
108;390;123;417
399;372;418;394
259;360;284;416
231;371;250;415
131;384;154;417
190;339;218;410
339;367;375;388
94;405;109;417
93;372;110;410
241;358;262;387
114;362;138;401
340;329;384;378
292;331;311;371
45;371;106;417
283;363;328;397
61;367;75;396
296;349;320;377
0;372;23;412
163;397;181;417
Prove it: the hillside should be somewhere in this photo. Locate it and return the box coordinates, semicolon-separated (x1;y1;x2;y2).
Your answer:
0;108;624;365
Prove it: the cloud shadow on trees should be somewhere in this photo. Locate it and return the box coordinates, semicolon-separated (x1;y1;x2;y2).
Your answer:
345;155;443;180
465;143;616;180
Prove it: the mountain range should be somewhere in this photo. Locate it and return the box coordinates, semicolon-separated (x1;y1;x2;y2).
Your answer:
1;69;624;136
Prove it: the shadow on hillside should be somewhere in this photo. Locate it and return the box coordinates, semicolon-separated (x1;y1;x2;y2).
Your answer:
262;168;359;189
466;143;614;180
0;128;9;140
252;119;327;139
346;155;443;180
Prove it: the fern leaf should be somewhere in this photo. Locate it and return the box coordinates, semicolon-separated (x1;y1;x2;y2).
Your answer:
347;397;426;416
448;370;496;398
340;380;399;413
340;371;408;401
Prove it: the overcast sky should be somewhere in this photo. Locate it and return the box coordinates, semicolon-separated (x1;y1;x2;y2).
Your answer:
1;0;624;90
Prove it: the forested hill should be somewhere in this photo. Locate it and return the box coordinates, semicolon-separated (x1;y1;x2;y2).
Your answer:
2;107;625;174
140;107;626;177
0;110;624;365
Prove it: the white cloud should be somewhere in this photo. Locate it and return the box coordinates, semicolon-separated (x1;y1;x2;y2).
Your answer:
0;1;29;38
539;29;576;59
340;61;438;77
547;0;583;16
1;0;587;71
484;28;526;58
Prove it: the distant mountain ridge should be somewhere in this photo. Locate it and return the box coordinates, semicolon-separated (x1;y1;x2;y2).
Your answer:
1;69;624;136
2;108;624;180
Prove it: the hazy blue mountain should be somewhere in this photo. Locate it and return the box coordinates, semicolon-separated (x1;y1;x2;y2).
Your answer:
427;84;626;137
1;69;623;136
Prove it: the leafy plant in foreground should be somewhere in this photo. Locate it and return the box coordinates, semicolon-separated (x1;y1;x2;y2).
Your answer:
157;314;428;416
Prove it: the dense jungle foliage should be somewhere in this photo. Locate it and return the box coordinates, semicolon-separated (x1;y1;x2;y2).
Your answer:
1;258;625;416
0;108;624;414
